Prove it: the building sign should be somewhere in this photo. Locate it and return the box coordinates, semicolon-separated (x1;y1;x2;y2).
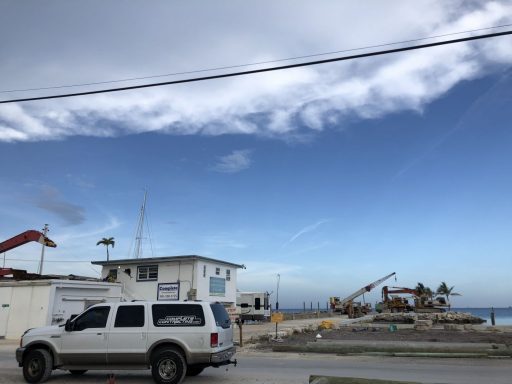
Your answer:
271;312;284;323
157;283;180;301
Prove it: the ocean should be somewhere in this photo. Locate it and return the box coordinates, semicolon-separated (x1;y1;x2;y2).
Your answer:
280;307;512;325
452;308;512;326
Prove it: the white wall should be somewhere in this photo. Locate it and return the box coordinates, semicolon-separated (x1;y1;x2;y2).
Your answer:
50;281;123;325
195;260;237;304
0;281;122;340
1;284;51;339
0;286;13;338
101;259;237;305
102;261;195;301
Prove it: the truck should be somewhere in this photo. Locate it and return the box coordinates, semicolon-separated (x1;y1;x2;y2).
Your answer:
16;301;237;384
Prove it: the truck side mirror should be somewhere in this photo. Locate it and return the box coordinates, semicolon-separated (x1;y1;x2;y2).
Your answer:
64;319;72;332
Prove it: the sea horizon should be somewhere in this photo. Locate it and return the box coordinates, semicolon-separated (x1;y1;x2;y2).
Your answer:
279;307;512;325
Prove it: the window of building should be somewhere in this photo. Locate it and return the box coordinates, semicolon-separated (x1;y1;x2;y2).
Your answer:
114;305;145;327
152;304;205;327
215;267;220;275
203;265;206;277
137;265;158;281
209;277;225;296
73;306;110;331
226;269;231;281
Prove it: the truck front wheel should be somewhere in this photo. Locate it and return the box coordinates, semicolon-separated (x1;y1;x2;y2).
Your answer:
22;349;53;383
151;348;186;384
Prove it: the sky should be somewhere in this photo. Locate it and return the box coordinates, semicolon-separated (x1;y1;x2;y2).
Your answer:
1;1;512;308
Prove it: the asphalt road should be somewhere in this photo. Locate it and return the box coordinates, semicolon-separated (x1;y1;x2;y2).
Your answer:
1;347;511;384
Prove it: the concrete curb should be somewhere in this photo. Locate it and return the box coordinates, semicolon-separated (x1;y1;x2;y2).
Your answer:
309;375;422;384
273;340;512;358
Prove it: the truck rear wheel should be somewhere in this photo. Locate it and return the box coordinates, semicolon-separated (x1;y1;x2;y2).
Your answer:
151;348;186;384
22;349;53;383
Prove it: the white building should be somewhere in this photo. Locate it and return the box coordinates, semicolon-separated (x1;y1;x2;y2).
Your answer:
91;255;244;305
0;279;122;339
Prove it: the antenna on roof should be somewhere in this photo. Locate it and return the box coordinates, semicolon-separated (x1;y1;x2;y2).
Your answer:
133;190;147;259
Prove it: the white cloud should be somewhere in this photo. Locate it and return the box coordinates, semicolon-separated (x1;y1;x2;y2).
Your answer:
212;150;252;173
0;1;511;142
282;219;331;248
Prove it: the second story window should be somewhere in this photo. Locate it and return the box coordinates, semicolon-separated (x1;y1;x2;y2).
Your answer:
203;265;206;277
226;269;231;281
215;267;220;275
137;265;158;281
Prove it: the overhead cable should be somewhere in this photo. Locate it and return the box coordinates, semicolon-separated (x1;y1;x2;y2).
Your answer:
2;23;511;95
0;30;511;104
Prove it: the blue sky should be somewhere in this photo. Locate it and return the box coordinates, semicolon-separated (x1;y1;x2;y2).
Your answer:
1;1;512;307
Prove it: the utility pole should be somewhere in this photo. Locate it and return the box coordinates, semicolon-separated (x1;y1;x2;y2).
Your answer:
276;273;280;311
37;224;49;275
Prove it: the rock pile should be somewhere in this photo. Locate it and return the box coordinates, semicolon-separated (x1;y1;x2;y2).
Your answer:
420;312;486;324
373;313;416;324
373;312;486;324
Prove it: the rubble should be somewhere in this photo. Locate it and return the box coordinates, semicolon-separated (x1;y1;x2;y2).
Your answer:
373;312;486;324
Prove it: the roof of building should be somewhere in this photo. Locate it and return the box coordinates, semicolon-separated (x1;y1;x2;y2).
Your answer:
91;255;245;269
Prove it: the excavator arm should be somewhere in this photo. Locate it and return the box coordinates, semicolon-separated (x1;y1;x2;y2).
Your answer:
382;286;418;302
0;230;57;254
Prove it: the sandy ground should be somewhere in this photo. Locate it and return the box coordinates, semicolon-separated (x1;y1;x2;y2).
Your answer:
234;315;512;350
271;327;512;346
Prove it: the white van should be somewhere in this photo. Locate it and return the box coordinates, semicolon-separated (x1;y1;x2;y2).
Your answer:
16;301;236;384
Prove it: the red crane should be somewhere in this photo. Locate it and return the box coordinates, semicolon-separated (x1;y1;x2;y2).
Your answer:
0;230;57;253
0;230;57;277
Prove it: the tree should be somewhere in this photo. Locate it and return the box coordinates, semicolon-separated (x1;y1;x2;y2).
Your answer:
97;237;115;261
436;282;460;302
415;282;433;303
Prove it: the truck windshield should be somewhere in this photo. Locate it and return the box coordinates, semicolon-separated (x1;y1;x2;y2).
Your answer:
210;303;231;329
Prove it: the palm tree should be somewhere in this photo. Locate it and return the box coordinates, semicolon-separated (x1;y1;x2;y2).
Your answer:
436;282;460;302
97;237;115;261
415;282;433;303
424;287;434;300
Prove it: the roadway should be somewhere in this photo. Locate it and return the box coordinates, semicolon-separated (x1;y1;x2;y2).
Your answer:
1;345;511;384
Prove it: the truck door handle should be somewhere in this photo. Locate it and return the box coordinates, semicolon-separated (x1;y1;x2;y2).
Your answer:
97;333;103;335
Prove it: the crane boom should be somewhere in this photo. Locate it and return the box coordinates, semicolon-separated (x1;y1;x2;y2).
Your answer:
0;230;57;254
340;272;396;305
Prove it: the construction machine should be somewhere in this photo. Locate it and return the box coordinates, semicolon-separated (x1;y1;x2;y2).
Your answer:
379;286;449;313
0;230;56;254
330;272;396;318
379;286;417;313
0;229;57;279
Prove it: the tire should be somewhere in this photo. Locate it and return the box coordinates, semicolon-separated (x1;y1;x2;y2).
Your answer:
69;370;87;375
22;349;53;384
151;348;186;384
185;366;205;376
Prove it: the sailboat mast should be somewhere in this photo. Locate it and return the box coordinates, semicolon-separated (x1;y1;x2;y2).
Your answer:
134;190;147;259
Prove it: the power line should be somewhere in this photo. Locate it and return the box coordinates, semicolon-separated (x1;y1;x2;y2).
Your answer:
1;30;511;105
5;258;96;263
1;23;511;95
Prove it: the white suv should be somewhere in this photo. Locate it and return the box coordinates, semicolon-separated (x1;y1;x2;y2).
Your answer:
16;301;236;384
